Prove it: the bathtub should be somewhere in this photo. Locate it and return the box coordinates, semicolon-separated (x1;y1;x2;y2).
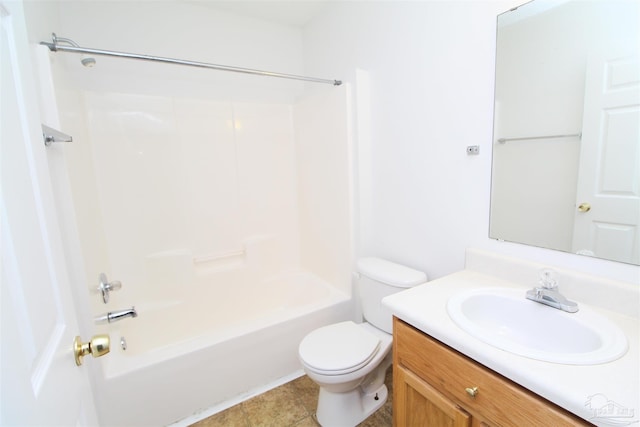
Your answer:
94;270;353;427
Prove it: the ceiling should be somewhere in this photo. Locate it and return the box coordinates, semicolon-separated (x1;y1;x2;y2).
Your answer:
186;1;330;27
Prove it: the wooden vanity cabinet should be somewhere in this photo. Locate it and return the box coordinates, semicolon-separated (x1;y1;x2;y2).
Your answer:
393;318;591;427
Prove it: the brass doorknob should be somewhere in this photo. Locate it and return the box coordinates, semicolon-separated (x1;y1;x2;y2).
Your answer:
465;386;479;398
74;334;110;366
578;202;591;212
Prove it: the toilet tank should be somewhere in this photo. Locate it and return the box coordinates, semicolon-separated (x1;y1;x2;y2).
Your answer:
357;258;427;334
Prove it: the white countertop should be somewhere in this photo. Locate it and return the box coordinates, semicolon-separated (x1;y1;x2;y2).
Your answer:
383;268;639;426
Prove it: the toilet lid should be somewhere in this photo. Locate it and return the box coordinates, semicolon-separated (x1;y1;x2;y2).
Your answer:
299;321;381;375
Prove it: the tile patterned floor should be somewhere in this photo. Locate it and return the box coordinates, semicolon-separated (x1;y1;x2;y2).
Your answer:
190;368;393;427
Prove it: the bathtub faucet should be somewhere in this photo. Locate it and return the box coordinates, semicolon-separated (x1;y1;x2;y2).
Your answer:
95;306;138;324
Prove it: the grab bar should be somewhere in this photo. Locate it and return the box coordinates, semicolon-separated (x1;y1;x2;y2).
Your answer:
193;249;245;264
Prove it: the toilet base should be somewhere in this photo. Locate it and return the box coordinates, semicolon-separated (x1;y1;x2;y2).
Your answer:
316;383;388;427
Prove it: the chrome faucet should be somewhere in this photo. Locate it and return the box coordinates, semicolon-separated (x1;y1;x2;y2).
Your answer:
95;306;138;324
526;269;578;313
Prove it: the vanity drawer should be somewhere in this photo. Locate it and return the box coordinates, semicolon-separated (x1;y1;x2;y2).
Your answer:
394;318;591;426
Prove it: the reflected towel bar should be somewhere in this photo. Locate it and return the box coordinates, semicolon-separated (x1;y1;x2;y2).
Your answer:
498;133;582;144
40;33;342;86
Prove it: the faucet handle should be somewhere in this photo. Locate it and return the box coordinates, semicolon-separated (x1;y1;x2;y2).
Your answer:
98;273;122;304
539;268;558;290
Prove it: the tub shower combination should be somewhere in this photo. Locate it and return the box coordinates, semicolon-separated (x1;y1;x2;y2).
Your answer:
99;260;351;426
41;33;353;426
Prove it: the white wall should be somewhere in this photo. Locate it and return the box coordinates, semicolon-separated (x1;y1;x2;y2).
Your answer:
294;85;353;289
42;1;306;103
302;0;640;284
303;1;507;278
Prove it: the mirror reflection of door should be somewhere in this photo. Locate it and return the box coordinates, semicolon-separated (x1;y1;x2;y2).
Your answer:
572;54;640;264
489;0;640;265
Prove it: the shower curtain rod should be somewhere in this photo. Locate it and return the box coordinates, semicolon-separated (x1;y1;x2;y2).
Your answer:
40;33;342;86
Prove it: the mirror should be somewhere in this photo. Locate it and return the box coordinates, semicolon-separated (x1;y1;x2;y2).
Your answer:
489;0;640;265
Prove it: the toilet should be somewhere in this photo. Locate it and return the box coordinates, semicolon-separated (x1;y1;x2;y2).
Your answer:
298;257;427;427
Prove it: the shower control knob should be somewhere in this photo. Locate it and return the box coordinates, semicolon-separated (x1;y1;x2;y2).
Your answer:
98;273;122;304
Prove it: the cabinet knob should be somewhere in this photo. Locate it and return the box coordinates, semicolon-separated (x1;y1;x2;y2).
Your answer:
465;386;479;398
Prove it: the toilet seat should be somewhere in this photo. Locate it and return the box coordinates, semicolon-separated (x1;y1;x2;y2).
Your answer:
299;321;381;376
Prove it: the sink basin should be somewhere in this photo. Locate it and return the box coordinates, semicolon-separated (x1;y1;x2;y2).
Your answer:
447;288;628;365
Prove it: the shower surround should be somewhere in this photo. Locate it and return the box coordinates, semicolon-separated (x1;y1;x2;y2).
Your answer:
36;2;355;425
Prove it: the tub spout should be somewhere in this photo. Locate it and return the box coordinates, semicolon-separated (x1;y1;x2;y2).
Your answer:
95;306;138;324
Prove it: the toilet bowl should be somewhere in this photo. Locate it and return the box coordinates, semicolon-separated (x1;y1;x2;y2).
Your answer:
298;258;427;427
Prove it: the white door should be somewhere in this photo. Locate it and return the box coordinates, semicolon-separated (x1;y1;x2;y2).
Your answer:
1;1;99;425
572;53;640;265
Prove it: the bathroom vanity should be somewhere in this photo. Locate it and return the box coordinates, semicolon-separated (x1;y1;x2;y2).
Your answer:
393;318;588;426
383;249;639;427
